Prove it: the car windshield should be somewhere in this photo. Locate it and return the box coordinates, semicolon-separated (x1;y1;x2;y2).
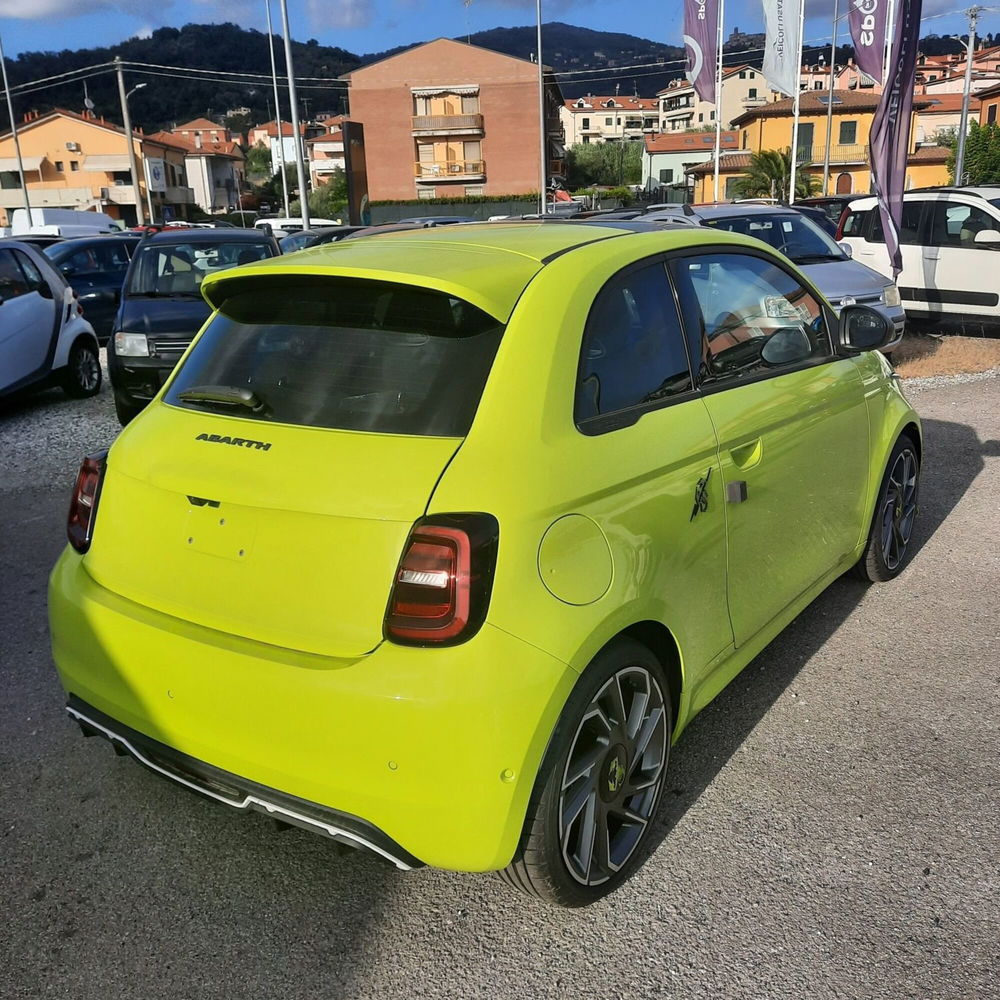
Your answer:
988;198;1000;212
702;213;846;263
165;277;505;436
127;241;273;296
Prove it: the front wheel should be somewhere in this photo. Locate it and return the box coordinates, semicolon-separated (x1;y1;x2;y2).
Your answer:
61;340;102;398
854;434;920;582
499;638;671;906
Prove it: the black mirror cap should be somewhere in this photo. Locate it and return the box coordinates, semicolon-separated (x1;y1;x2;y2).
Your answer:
838;304;894;355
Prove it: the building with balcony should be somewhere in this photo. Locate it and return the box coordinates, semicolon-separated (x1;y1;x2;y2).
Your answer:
307;128;346;187
0;108;195;227
657;66;779;133
688;90;949;201
342;38;565;200
559;96;659;145
148;119;245;214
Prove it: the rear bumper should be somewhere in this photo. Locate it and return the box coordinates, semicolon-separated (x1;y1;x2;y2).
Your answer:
49;548;575;871
67;696;422;869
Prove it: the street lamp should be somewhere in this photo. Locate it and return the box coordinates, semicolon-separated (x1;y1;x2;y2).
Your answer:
0;29;32;220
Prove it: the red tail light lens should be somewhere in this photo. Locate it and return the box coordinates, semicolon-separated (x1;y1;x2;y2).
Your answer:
67;451;108;553
386;514;499;646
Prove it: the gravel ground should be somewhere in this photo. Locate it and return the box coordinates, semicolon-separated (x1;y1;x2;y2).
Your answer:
1;365;999;1000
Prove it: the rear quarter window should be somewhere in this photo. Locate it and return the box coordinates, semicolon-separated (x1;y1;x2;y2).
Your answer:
165;277;504;437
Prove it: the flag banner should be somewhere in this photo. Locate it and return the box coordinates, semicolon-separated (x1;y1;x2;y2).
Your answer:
869;0;922;277
848;0;889;83
762;0;802;96
684;0;719;104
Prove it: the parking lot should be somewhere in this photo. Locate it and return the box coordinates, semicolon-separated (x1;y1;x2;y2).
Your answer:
2;364;998;1000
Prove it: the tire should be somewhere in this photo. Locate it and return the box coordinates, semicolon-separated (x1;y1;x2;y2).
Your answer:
113;392;144;426
61;340;102;398
499;637;672;906
853;433;920;583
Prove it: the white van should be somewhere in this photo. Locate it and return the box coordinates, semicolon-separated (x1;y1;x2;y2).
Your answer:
11;208;122;238
838;188;1000;332
254;217;341;238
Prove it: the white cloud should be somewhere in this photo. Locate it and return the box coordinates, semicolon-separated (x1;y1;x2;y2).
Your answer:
135;25;153;39
308;0;374;30
0;0;162;19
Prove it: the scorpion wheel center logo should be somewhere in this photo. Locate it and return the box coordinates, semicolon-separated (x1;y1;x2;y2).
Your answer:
607;752;626;795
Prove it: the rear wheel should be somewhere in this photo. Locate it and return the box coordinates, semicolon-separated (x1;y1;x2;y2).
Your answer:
854;434;920;582
499;638;671;906
62;340;102;398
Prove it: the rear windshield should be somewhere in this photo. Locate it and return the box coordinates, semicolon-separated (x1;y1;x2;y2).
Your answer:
127;241;274;297
702;212;845;263
164;278;504;437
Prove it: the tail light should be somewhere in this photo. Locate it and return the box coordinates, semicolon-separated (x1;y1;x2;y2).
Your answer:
385;513;499;646
67;451;108;553
73;289;83;316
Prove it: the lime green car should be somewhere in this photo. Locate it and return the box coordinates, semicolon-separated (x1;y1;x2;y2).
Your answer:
49;224;920;906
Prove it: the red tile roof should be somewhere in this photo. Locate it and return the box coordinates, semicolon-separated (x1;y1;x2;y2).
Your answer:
564;96;658;111
152;129;243;160
173;118;227;132
252;119;307;137
919;94;982;113
731;89;930;127
645;130;739;153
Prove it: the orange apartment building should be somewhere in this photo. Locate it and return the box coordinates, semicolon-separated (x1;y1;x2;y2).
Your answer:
342;38;565;201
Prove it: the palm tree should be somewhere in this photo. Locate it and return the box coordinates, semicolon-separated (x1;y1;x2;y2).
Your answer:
732;149;821;200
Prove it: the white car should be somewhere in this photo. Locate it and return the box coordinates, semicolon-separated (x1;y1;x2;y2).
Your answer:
0;241;101;401
838;188;1000;332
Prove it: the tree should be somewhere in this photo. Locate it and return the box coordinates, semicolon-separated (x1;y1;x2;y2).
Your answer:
245;141;273;181
565;141;642;188
947;121;1000;184
731;149;821;200
290;167;349;221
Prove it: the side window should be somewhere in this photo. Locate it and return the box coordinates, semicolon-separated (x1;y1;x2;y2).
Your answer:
869;202;923;245
670;252;831;387
840;209;867;237
14;250;46;292
576;262;693;426
926;201;1000;248
0;249;30;300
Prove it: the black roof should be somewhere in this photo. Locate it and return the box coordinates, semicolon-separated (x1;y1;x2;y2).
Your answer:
142;228;271;245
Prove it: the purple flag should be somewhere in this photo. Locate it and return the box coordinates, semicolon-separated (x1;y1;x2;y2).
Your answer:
684;0;719;104
848;0;889;84
869;0;923;278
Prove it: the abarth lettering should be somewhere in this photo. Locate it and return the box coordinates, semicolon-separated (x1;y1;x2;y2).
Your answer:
195;432;272;451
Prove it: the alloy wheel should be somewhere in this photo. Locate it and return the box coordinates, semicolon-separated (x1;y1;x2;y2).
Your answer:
76;348;101;392
880;447;918;572
559;665;667;886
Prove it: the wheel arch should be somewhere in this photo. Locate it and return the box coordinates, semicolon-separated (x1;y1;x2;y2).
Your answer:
619;620;683;735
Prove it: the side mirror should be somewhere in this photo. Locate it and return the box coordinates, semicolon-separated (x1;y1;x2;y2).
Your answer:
973;229;1000;247
838;304;893;354
838;241;853;258
761;326;814;366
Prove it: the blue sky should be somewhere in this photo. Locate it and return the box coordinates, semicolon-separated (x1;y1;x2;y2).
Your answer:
0;0;976;62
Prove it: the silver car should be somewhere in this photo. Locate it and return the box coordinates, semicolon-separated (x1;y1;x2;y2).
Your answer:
682;204;905;350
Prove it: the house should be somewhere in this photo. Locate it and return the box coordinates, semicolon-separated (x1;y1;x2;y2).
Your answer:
341;37;565;201
0;108;195;227
657;65;778;133
641;130;739;197
559;96;659;145
308;127;346;187
148;119;245;214
688;90;948;201
914;94;982;143
978;81;1000;125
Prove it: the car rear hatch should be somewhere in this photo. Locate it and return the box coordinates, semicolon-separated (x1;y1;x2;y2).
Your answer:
84;271;511;658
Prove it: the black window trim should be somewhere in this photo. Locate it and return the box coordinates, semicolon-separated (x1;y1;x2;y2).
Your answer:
863;197;932;245
574;251;699;437
573;243;846;436
666;244;841;399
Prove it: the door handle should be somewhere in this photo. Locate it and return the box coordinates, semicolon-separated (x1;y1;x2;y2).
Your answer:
729;438;762;470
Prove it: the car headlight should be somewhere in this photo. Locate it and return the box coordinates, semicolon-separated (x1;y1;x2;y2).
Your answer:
882;284;901;308
114;332;149;357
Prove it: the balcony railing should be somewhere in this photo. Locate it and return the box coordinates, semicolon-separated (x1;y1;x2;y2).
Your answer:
414;160;486;181
164;185;195;204
411;113;484;136
103;185;139;205
798;143;869;164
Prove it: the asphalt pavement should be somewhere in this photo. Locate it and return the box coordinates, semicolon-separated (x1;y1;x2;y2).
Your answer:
1;367;998;1000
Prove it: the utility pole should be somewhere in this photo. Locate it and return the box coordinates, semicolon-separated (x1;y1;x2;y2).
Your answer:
265;0;291;219
278;0;310;228
536;0;547;215
955;6;984;186
822;0;840;196
0;30;32;221
115;56;146;226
